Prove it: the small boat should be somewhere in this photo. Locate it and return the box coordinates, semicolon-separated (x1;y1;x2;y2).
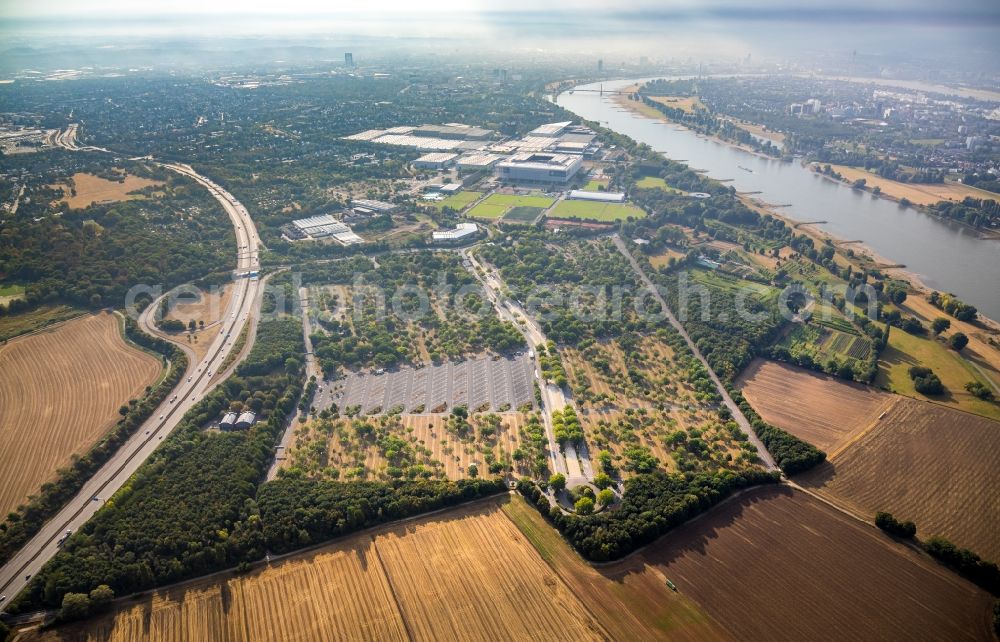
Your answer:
666;579;677;592
738;165;753;173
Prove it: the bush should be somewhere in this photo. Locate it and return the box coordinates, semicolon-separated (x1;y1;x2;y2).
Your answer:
965;381;995;401
874;511;916;539
908;366;944;395
58;592;91;623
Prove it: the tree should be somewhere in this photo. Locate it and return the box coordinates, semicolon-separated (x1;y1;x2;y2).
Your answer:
931;317;951;335
89;584;115;612
118;405;129;416
965;381;995;401
467;463;478;478
59;592;91;622
950;332;969;351
596;488;614;507
574;496;594;515
548;473;566;493
187;319;197;332
593;472;612;489
875;511;916;539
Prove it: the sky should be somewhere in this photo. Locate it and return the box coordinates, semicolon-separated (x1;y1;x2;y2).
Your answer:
3;0;999;20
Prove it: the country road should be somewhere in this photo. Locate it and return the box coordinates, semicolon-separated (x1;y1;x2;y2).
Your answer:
0;163;263;607
611;234;779;471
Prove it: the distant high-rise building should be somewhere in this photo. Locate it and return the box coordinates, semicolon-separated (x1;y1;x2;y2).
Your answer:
345;52;354;68
640;56;649;66
597;59;603;72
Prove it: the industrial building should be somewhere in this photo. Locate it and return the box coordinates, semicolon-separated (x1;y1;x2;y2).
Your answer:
235;411;257;430
495;153;582;185
220;412;238;430
412;152;458;169
457;152;504;170
411;124;493;140
568;190;626;202
432;222;479;244
286;214;364;245
350;198;397;213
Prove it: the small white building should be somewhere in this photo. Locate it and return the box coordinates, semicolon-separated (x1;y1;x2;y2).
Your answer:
432;222;479;244
220;412;238;430
568;190;625;203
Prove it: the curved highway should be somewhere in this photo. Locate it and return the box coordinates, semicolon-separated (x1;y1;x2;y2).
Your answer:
0;163;262;608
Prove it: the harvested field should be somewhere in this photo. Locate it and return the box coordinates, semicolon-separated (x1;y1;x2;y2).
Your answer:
502;495;730;641
799;397;1000;561
375;501;605;641
23;498;606;642
827;165;997;206
0;312;162;517
642;486;994;641
53;171;164;209
738;359;896;453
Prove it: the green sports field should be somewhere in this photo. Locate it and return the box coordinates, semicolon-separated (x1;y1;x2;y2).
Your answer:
549;199;646;222
635;176;684;193
467;193;555;219
427;191;482;211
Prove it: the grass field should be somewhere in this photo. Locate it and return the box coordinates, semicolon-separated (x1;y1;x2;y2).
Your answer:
53;172;164;209
828;165;998;206
549;199;646;222
466;193;554;219
503;205;544;223
0;312;162;517
641;486;994;640
23;498;607;642
738;359;896;454
876;325;1000;421
0;304;82;341
427;190;482;212
635;175;684;193
580;179;609;191
799;398;1000;561
647;95;706;113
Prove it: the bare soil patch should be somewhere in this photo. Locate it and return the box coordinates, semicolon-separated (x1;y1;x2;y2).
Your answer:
53;171;164;209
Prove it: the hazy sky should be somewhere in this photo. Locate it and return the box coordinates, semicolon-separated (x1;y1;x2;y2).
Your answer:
3;0;999;19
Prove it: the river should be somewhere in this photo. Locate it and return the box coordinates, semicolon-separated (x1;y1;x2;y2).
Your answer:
557;78;1000;321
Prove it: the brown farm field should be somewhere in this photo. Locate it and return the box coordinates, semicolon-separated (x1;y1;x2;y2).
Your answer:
639;486;994;641
799;398;1000;561
0;312;162;517
21;498;608;642
53;172;165;209
738;359;897;454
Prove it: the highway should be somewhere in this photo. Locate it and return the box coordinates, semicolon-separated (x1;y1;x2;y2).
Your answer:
0;163;263;608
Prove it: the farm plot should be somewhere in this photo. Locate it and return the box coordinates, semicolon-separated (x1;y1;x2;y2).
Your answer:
374;502;605;641
642;486;994;641
23;499;604;642
549;198;646;222
799;397;1000;561
53;171;164;209
466;193;554;219
737;359;895;453
0;312;162;517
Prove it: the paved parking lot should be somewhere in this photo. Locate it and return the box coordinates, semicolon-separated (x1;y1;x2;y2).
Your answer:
314;354;535;415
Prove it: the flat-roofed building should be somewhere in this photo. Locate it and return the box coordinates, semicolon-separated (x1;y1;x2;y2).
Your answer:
496;152;582;185
529;121;573;137
412;124;493;140
432;222;479;244
351;199;397;212
412;152;458;169
568;190;626;202
457;152;504;170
